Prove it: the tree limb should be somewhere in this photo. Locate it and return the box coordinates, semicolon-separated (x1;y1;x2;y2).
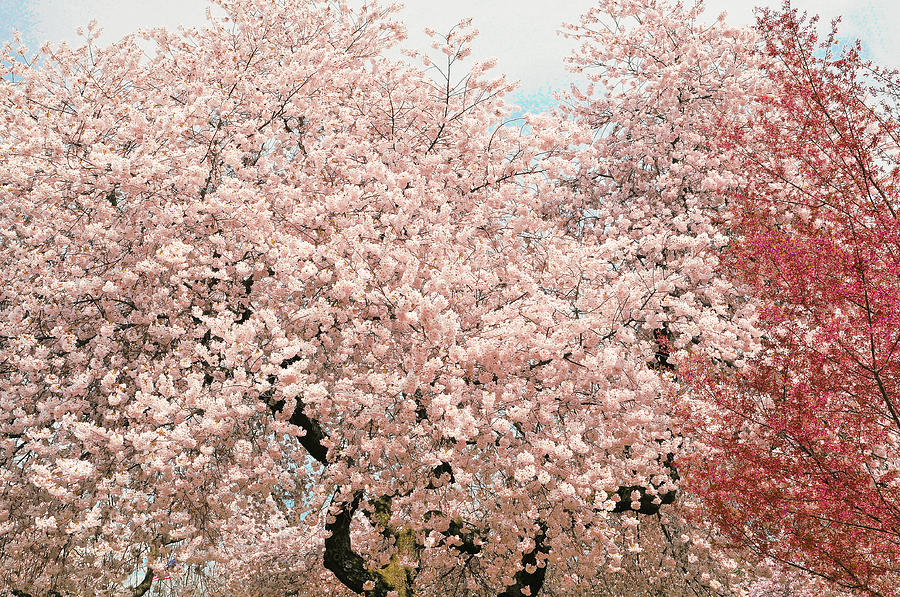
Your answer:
133;568;154;597
497;523;548;597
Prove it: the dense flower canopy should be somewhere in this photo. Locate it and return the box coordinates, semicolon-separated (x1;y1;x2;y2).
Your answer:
0;0;894;596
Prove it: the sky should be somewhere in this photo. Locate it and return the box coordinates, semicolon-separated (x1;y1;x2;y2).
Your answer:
1;0;897;112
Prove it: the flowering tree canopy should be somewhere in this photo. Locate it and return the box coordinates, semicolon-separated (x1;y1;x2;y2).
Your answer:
0;0;888;595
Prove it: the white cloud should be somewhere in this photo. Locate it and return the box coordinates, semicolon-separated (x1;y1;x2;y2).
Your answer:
28;0;209;42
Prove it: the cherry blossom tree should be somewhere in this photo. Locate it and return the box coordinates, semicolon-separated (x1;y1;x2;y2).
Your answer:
683;4;900;596
0;1;562;593
0;0;865;595
0;0;736;594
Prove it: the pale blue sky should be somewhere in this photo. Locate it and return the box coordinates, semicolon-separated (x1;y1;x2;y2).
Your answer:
1;1;897;112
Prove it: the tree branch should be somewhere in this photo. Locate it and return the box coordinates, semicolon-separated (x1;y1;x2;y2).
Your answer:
497;523;548;597
133;568;154;597
323;492;393;597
